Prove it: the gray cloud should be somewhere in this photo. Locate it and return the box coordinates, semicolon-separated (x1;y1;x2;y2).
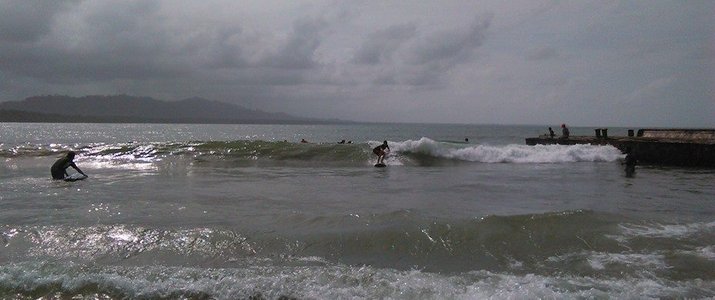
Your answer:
259;17;326;70
408;15;491;66
0;0;712;127
350;15;491;87
0;0;76;42
353;24;416;65
1;1;191;82
527;47;559;61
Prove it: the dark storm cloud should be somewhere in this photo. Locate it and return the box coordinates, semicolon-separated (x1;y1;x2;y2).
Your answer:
0;0;711;126
0;1;330;89
0;0;489;97
0;1;193;82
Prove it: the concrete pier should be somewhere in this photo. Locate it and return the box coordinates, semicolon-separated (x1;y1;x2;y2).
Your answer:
525;129;715;167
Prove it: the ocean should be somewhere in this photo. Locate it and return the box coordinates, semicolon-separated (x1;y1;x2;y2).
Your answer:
1;123;713;299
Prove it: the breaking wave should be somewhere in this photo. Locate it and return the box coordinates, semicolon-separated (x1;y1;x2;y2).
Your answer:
382;137;623;164
3;138;624;167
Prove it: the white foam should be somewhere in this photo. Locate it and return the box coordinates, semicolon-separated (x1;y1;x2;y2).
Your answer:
698;245;715;260
587;252;669;270
547;251;670;272
617;222;715;239
675;245;715;261
376;137;623;164
0;262;703;299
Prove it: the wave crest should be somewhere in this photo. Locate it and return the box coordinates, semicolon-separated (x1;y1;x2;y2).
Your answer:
3;138;623;166
388;137;623;163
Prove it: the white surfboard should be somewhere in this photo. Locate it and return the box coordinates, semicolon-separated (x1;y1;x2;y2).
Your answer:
64;173;88;182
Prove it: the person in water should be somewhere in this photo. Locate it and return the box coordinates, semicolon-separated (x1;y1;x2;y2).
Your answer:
373;140;390;165
624;147;638;177
548;127;555;138
51;151;86;180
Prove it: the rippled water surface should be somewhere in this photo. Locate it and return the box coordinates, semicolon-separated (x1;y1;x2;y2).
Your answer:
1;123;714;299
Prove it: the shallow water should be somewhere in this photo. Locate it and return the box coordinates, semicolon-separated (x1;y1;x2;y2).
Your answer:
1;123;714;299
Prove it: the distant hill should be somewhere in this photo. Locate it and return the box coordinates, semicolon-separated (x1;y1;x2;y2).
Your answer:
0;95;344;124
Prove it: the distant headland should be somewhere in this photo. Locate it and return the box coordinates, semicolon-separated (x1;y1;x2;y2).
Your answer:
0;95;349;124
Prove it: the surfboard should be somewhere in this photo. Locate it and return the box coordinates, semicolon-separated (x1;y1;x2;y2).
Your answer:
64;173;88;182
374;163;386;168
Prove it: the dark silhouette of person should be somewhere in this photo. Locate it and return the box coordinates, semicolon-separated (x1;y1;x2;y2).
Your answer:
624;147;637;177
548;127;555;138
372;140;390;164
300;139;309;143
464;138;469;143
561;124;570;139
338;140;346;144
51;151;86;180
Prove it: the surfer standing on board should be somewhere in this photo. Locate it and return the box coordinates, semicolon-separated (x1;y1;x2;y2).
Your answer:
373;140;390;165
51;151;87;180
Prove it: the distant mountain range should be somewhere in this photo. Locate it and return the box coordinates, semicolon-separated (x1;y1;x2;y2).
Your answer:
0;95;344;124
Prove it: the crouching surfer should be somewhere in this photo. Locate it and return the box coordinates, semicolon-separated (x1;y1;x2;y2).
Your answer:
373;140;390;166
51;151;87;181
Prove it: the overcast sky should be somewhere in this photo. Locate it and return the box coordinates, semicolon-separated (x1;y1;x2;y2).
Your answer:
0;0;713;127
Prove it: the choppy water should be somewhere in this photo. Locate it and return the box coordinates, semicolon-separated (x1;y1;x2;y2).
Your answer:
1;123;714;299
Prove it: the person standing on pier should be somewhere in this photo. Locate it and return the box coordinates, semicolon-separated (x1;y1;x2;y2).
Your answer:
561;124;570;139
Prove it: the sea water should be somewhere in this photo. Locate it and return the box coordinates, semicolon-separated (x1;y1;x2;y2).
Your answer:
0;123;713;299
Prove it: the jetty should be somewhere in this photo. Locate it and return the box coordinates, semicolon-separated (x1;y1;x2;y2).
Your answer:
525;129;715;167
